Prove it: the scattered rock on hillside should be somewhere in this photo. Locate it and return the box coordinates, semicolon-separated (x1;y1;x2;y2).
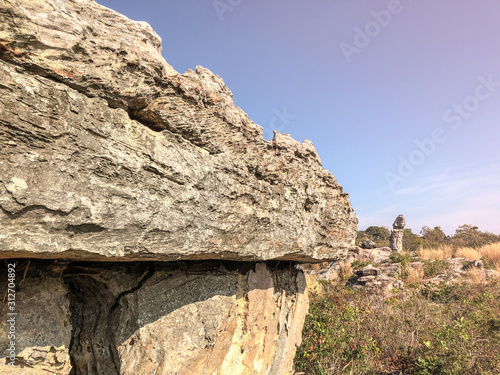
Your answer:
302;245;499;298
355;264;381;277
461;259;483;270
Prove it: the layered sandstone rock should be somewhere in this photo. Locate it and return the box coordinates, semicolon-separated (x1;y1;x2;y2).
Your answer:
0;0;357;374
0;0;357;262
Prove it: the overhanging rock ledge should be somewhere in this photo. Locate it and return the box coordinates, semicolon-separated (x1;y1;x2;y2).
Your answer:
0;1;358;374
0;0;357;262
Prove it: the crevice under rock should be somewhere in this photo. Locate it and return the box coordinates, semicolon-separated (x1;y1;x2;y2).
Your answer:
0;260;308;375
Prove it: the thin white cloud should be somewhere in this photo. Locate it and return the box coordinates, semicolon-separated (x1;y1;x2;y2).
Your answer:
357;161;500;234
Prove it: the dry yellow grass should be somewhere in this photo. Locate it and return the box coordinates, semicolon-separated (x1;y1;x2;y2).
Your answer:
464;268;486;284
339;261;352;281
450;242;500;274
479;242;500;271
417;243;500;274
417;244;453;260
454;247;481;260
404;263;425;283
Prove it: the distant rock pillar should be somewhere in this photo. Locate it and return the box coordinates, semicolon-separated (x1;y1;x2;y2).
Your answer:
389;214;405;252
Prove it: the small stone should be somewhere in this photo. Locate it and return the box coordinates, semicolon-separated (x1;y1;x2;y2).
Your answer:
461;259;483;271
485;269;499;280
359;239;376;249
393;280;404;289
355;265;381;277
358;275;376;282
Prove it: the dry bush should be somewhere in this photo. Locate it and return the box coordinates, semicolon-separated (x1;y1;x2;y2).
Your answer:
464;268;486;284
479;243;500;270
417;244;453;260
454;247;481;260
404;263;425;283
339;261;352;280
296;282;500;375
303;262;329;272
304;274;323;295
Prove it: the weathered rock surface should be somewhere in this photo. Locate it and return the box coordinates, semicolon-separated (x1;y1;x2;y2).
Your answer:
392;215;406;230
0;0;357;262
1;261;307;375
0;261;72;374
353;246;393;264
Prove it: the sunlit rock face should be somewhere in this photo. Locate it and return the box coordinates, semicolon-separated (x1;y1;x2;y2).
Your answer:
1;261;307;375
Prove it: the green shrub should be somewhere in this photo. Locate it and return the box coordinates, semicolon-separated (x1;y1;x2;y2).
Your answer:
351;260;372;270
356;226;391;248
482;257;497;270
389;251;413;279
423;259;449;277
414;356;442;375
390;251;413;265
294;281;500;374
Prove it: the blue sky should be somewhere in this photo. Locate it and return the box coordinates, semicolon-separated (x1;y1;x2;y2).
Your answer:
96;0;500;235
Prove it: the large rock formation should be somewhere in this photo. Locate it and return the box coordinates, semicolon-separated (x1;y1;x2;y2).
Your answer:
0;260;307;375
0;0;356;262
0;0;357;373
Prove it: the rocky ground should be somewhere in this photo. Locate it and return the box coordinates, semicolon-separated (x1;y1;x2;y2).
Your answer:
295;247;500;375
300;245;499;297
